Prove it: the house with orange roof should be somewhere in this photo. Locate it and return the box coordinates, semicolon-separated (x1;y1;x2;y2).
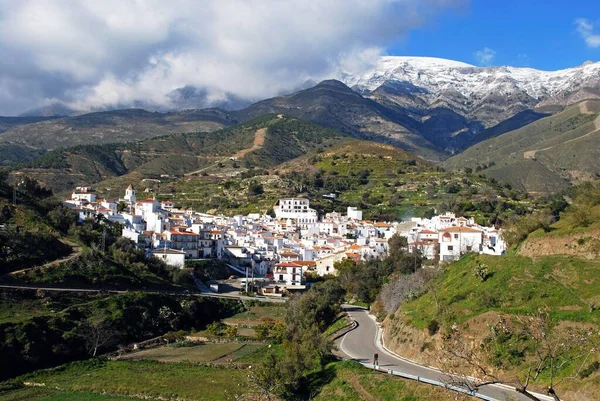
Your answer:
274;261;304;286
439;226;483;262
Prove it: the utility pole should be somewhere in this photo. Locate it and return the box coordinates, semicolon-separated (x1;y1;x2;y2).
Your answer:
245;265;249;293
101;226;107;252
251;259;255;293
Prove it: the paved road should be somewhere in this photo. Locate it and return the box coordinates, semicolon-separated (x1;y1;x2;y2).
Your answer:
0;284;285;303
337;305;553;401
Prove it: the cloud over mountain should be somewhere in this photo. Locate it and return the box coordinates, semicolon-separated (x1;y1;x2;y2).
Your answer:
575;18;600;49
0;0;467;115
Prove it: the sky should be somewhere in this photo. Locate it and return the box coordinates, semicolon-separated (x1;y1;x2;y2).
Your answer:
0;0;599;116
394;1;600;70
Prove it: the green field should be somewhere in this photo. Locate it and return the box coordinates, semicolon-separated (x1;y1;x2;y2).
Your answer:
0;388;141;401
120;343;256;364
0;359;469;401
1;360;248;401
224;304;286;326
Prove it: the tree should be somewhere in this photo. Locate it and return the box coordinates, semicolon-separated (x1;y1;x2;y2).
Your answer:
249;182;264;196
438;310;599;401
378;269;438;314
47;205;78;233
117;201;128;212
247;351;284;401
82;318;118;357
224;325;238;339
255;323;270;341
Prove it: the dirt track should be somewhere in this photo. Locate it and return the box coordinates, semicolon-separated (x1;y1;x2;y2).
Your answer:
524;101;600;160
6;239;82;276
184;128;266;176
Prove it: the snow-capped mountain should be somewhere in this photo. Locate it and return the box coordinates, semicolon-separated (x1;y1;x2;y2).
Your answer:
339;56;600;127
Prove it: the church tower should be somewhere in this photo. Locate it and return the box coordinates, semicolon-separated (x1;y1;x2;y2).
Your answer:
125;184;136;205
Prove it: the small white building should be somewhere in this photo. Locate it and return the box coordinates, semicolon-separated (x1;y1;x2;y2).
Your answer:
273;261;304;286
274;198;318;229
71;186;97;203
347;207;363;221
150;248;186;268
438;226;483;262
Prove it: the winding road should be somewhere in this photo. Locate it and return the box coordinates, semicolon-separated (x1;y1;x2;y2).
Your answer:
337;305;554;401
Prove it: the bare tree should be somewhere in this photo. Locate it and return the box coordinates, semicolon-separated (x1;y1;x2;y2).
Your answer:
379;269;439;314
438;310;599;401
82;318;118;357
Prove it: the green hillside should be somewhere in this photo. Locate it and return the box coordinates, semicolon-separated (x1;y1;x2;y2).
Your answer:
10;115;344;193
137;139;538;223
382;183;600;400
443;100;600;193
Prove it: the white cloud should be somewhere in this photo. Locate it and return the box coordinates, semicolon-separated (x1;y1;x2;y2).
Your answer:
0;0;468;115
575;18;600;48
474;47;496;66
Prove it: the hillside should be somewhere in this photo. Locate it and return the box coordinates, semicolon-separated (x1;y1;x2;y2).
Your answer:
381;183;600;401
0;116;60;134
136;139;538;224
232;80;444;160
0;108;235;150
10;115;346;193
443;100;600;193
517;183;600;259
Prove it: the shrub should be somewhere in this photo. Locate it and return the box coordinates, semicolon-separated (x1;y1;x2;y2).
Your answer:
427;320;440;336
579;361;600;378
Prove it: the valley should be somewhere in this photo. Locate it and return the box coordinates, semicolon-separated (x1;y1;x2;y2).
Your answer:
1;56;600;401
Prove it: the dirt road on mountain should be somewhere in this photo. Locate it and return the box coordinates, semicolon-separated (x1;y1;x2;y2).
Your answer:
5;238;82;277
523;101;600;160
232;128;266;159
184;128;266;176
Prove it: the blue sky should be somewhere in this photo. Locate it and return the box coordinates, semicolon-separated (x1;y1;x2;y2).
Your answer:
390;0;600;70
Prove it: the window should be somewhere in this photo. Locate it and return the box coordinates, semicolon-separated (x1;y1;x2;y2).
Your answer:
448;245;454;251
454;234;459;239
466;245;472;251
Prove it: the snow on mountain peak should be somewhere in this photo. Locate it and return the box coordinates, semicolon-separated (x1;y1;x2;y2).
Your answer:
339;56;600;102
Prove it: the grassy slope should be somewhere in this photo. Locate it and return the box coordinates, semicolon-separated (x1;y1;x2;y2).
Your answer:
401;253;600;329
386;198;600;399
159;139;534;221
0;109;233;149
13;114;345;194
0;359;470;401
519;204;600;259
443;100;600;192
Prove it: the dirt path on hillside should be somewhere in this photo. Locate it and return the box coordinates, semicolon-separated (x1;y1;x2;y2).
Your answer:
184;128;266;176
580;100;595;115
232;128;266;159
5;239;82;276
524;101;600;160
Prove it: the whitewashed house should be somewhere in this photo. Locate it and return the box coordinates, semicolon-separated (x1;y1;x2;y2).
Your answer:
438;226;483;262
151;248;185;268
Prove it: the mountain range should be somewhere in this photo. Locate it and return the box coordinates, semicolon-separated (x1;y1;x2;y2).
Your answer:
2;56;600;193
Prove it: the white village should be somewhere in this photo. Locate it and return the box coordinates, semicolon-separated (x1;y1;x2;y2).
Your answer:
65;184;506;296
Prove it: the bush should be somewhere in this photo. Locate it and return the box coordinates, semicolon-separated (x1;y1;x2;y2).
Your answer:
579;361;600;378
427;320;440;336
